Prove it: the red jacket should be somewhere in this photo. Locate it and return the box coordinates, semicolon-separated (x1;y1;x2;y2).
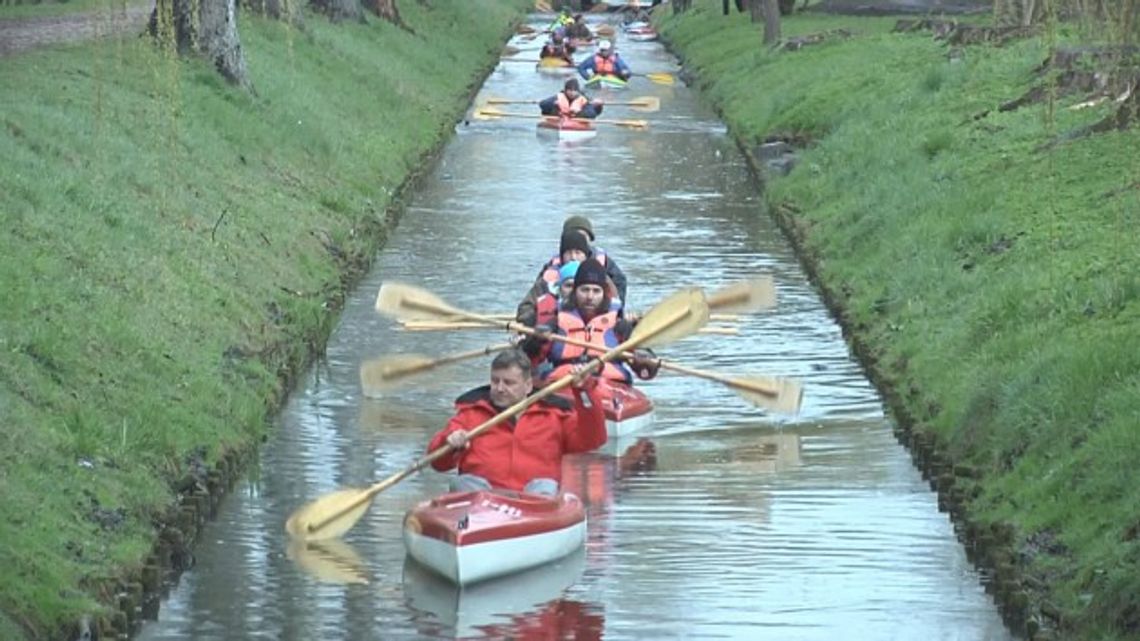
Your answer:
428;382;606;491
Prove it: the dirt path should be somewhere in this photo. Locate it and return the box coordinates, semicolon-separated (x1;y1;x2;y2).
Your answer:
0;3;152;57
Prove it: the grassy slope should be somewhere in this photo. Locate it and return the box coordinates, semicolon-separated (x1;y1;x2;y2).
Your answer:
0;0;527;636
659;3;1140;637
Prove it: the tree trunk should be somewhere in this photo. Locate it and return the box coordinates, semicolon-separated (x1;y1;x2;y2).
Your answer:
149;0;251;89
245;0;302;24
199;0;251;88
366;0;413;31
762;0;781;42
673;0;691;14
311;0;363;22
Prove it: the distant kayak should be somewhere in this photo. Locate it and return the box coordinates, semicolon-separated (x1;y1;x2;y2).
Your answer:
584;74;629;90
536;57;576;75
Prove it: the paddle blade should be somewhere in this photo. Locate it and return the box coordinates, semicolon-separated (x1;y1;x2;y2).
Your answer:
472;107;503;120
595;24;615;36
285;488;373;541
707;276;777;314
516;24;537;34
287;539;370;585
360;354;435;396
632;287;709;348
644;72;675;86
375;282;463;321
732;376;804;415
616;119;650;130
628;96;661;112
501;46;521;57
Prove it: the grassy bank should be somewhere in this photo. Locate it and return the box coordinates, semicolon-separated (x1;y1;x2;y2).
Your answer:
0;0;527;636
658;3;1139;638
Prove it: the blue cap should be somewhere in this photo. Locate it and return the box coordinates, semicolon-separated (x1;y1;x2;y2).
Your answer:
559;261;581;285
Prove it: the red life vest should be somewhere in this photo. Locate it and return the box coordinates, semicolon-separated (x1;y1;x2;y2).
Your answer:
547;309;630;383
593;54;617;76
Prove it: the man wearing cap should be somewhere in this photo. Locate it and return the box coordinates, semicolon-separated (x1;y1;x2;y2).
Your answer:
577;40;632;82
525;258;658;385
538;78;605;120
427;349;606;496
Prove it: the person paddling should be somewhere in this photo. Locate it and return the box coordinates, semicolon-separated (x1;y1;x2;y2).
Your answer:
524;258;659;386
577;40;632;83
539;30;576;64
427;349;606;496
539;78;605;120
566;13;593;40
516;215;628;327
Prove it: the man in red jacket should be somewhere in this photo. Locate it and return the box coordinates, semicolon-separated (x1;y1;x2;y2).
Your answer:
428;349;606;496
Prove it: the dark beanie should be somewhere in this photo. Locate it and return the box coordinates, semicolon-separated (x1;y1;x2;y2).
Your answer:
574;257;607;289
562;215;595;241
559;230;590;257
564;78;580;92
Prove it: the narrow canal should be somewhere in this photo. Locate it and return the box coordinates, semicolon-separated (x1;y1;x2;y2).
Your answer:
137;13;1015;641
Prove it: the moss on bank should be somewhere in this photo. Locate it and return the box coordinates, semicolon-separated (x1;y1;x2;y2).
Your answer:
0;1;527;636
659;3;1139;639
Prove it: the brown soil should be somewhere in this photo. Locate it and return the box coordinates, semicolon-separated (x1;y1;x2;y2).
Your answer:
0;2;152;57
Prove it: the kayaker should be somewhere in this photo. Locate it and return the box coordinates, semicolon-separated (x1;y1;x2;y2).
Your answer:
577;40;632;82
546;7;574;33
539;30;576;63
427;349;606;496
566;13;593;40
516;215;628;326
538;78;605;120
524;258;660;385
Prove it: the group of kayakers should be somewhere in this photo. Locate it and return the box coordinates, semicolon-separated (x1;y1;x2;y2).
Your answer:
429;215;659;496
537;13;635;122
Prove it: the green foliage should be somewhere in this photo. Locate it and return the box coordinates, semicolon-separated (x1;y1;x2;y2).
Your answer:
0;0;528;635
662;2;1140;637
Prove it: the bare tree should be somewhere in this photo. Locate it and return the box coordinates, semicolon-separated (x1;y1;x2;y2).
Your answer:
150;0;251;88
366;0;414;31
311;0;363;22
746;0;781;43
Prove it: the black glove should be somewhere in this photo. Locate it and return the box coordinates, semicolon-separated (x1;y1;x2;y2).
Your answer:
629;349;659;380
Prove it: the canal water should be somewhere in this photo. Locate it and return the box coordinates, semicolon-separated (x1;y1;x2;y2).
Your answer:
136;13;1015;641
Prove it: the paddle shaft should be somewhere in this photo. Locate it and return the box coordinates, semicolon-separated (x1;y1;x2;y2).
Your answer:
304;305;695;535
480;109;647;129
398;320;737;335
487;97;657;108
390;343;511;376
504;323;784;400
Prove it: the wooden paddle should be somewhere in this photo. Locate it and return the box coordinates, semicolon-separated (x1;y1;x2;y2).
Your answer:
707;275;777;314
505;323;803;415
359;343;512;397
397;320;738;336
485;95;660;112
285;287;709;541
475;107;649;131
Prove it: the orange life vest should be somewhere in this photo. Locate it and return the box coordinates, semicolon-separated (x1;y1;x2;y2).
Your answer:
556;92;589;116
593;54;616;76
547;309;630;383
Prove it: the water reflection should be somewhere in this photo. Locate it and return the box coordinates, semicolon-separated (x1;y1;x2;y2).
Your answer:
403;550;589;640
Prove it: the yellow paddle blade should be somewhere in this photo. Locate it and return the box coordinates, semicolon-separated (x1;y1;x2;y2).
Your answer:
472;107;504;120
360;354;435;396
375;282;464;321
286;539;370;585
285;488;374;541
632;287;709;348
731;376;804;415
516;24;537;34
535;0;552;11
644;72;676;86
707;276;777;314
614;119;650;130
627;96;661;112
595;24;615;36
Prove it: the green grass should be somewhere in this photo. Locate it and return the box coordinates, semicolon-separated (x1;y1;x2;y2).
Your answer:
0;0;528;636
660;2;1140;637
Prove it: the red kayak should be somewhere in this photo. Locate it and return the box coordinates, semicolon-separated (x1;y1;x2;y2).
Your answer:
535;117;597;142
403;490;586;585
597;378;654;439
